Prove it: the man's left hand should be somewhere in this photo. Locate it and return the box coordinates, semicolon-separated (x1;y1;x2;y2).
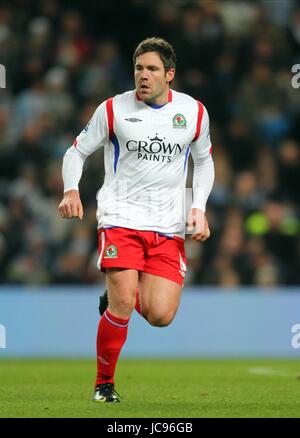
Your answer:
187;208;210;241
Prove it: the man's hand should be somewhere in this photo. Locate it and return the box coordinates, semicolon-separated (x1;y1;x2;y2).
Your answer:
187;208;210;241
58;190;84;220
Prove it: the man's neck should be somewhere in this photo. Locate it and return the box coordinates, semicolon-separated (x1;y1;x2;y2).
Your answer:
138;88;172;106
149;89;169;105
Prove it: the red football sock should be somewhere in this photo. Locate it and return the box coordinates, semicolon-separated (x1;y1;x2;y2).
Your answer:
135;288;142;315
96;309;129;386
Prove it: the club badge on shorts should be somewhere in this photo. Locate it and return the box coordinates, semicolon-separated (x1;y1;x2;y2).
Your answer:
104;244;118;259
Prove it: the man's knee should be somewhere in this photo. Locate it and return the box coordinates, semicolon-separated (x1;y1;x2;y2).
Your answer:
110;291;136;311
146;311;176;327
108;285;136;316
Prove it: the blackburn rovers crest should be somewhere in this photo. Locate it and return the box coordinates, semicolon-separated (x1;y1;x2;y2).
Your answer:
104;244;118;258
173;113;187;129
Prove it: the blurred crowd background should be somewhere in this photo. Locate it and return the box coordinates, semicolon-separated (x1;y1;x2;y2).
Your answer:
0;0;300;287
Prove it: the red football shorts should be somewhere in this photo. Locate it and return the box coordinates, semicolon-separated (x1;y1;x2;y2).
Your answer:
97;227;187;286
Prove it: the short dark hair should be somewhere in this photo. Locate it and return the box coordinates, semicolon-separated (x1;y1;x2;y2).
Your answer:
133;37;176;71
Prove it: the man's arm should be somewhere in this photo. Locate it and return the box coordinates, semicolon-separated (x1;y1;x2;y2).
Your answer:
58;147;86;219
188;105;215;241
187;154;215;241
58;101;109;220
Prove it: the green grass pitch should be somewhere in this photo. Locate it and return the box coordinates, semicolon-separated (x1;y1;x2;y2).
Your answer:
0;359;300;418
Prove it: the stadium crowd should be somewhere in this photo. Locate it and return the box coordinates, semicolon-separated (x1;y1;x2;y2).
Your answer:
0;0;300;287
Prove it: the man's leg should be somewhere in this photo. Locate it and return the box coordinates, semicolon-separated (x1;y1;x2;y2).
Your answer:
99;287;142;316
138;273;183;327
95;268;138;400
98;287;144;320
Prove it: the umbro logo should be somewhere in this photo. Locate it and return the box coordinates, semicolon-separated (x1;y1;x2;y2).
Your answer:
125;118;142;122
98;355;110;365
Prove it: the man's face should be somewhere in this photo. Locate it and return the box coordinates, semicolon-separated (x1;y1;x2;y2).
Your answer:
134;51;175;103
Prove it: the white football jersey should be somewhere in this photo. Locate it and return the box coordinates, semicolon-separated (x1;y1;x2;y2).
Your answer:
72;89;212;238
